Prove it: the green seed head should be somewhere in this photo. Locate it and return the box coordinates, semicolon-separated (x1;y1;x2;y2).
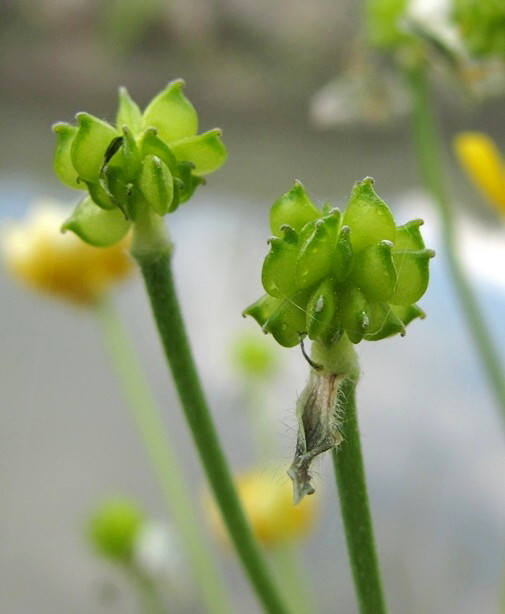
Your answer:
244;178;434;347
52;81;226;246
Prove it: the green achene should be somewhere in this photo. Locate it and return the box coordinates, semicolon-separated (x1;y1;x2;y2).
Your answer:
244;178;434;347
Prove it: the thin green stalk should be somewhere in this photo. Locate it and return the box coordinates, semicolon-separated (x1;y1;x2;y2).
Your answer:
94;298;232;614
270;543;317;614
406;64;505;423
127;567;165;614
131;210;291;614
332;377;386;614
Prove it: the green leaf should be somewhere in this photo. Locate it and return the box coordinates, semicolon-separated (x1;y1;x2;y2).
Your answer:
351;240;397;302
170;129;227;175
269;181;320;236
116;87;142;134
142;79;198;144
53;123;83;190
342;177;396;253
71;113;118;183
138;155;174;215
62;196;131;247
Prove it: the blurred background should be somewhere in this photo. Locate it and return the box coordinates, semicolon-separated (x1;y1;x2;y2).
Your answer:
2;1;505;613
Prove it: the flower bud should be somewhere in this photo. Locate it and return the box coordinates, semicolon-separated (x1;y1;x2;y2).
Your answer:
87;497;144;564
231;330;279;378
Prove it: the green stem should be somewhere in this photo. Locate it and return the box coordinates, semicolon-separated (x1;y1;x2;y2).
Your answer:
128;567;165;614
406;64;505;423
94;298;232;614
131;211;291;614
270;543;317;614
332;376;386;614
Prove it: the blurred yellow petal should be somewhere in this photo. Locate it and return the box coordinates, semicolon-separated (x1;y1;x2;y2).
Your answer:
206;469;318;549
453;132;505;214
2;201;133;305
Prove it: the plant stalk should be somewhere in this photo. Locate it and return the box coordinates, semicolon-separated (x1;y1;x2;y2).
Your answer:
131;211;291;614
94;298;232;614
332;376;387;614
406;64;505;424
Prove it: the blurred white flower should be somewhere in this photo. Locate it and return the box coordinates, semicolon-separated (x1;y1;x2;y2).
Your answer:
134;521;182;578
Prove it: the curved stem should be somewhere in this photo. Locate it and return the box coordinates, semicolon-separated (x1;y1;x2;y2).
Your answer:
94;298;232;614
332;376;387;614
131;212;291;614
406;65;505;424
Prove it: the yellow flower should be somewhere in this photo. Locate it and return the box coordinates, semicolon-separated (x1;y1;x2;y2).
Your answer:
2;201;133;305
206;470;318;548
453;132;505;214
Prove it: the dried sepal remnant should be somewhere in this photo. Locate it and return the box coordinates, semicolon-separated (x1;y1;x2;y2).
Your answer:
288;369;347;504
